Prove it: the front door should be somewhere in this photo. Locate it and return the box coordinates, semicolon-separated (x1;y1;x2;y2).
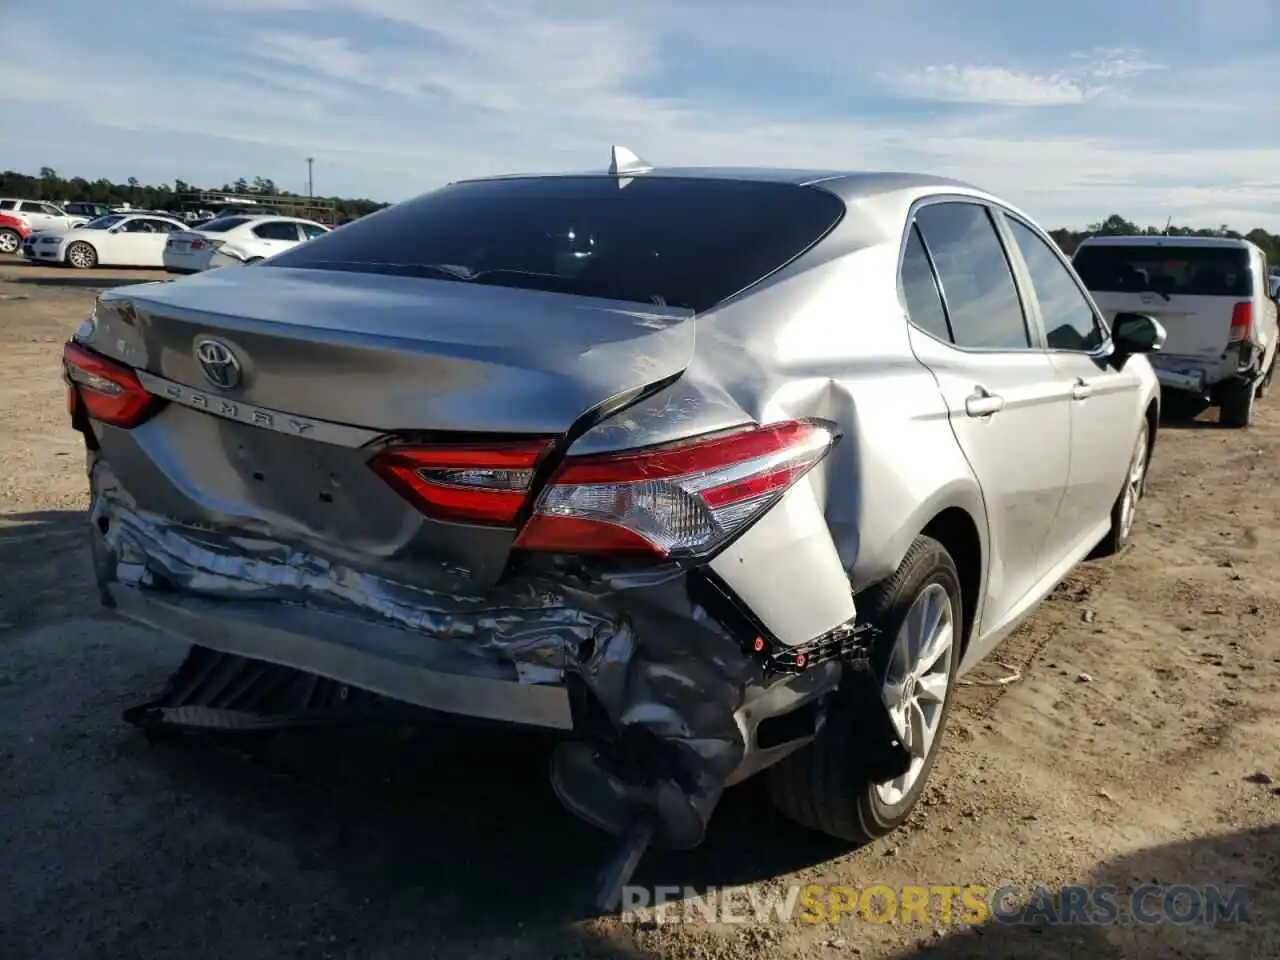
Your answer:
1000;213;1147;561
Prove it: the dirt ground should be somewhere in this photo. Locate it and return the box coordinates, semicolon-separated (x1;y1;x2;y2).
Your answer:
0;258;1277;960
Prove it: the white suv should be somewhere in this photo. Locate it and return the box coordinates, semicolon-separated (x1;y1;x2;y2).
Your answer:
1074;236;1279;427
0;199;91;233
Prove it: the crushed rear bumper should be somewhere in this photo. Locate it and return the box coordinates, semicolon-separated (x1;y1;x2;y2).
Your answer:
87;456;879;856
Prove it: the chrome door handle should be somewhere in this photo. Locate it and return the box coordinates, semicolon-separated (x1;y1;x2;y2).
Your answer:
1071;378;1093;401
965;387;1006;418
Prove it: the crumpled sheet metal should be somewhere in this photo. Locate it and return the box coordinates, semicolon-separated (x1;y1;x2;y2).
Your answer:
90;457;758;843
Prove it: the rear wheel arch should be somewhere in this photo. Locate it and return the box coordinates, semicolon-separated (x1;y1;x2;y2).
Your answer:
916;507;982;656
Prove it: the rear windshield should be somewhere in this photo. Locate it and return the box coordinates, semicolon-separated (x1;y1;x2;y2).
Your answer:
199;216;252;233
1073;244;1253;298
266;176;846;312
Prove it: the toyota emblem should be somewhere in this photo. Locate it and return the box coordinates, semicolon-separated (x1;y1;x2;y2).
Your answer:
194;338;242;389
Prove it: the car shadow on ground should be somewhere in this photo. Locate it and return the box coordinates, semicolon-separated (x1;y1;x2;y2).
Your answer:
7;273;169;290
1158;394;1224;430
882;822;1278;960
0;510;95;630
5;510;1276;959
132;718;850;927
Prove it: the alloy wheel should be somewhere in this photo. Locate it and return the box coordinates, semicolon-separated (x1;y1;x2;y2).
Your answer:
875;582;954;806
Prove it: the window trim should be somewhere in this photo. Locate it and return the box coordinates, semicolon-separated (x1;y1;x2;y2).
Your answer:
896;193;1042;354
993;209;1113;360
899;222;954;344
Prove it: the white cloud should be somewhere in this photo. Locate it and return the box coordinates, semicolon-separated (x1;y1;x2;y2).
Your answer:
884;48;1166;106
888;65;1089;106
0;2;1277;230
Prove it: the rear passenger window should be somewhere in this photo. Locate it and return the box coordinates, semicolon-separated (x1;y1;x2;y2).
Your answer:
1006;217;1103;352
253;221;302;241
900;224;951;342
915;203;1030;350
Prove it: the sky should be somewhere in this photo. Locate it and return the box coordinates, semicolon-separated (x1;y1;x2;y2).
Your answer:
1;0;1278;230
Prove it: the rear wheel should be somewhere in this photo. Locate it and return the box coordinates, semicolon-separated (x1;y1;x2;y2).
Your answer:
767;535;963;844
66;241;98;270
1257;356;1275;400
0;228;20;255
1219;376;1255;428
1092;419;1149;558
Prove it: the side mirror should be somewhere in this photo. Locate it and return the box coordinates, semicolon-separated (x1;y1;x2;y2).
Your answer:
1111;312;1166;354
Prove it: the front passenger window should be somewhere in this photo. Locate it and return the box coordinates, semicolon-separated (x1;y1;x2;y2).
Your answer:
914;202;1031;350
1007;217;1103;351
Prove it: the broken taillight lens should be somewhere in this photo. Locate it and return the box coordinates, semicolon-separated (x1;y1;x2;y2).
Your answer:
62;341;156;428
367;441;555;526
1229;302;1252;342
515;419;838;558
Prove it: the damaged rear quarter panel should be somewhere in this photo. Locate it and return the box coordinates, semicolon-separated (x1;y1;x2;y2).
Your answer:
568;207;985;649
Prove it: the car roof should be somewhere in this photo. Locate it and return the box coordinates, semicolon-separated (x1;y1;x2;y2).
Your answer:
454;166;984;200
1076;234;1258;251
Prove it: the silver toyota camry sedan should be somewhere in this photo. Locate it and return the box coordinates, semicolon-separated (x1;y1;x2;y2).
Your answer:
64;147;1165;905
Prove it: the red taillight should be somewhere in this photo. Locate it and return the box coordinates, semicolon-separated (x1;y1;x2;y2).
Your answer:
62;342;155;428
189;239;205;250
367;441;554;526
515;419;838;558
1229;302;1252;342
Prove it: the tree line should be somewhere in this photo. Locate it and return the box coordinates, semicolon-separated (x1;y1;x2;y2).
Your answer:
1;168;387;221
1049;214;1280;265
3;169;1278;265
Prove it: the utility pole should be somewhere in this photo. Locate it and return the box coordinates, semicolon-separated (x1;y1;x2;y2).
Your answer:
306;157;314;198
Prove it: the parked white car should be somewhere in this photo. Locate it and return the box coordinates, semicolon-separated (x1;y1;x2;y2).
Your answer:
0;198;90;233
23;213;188;269
163;214;329;274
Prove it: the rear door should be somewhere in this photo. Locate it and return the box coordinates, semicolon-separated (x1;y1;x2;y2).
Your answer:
903;199;1071;639
249;220;306;257
1000;213;1144;560
1072;242;1253;363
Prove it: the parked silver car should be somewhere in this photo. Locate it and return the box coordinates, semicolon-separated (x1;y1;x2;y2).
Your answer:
64;149;1164;904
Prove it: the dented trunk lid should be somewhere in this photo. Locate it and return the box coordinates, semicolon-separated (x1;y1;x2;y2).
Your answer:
95;266;696;433
83;266;696;589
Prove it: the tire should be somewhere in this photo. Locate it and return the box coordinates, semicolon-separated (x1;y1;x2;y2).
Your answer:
66;241;98;270
0;228;20;255
1218;376;1255;428
767;535;964;844
1092;419;1150;558
1257;356;1276;401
